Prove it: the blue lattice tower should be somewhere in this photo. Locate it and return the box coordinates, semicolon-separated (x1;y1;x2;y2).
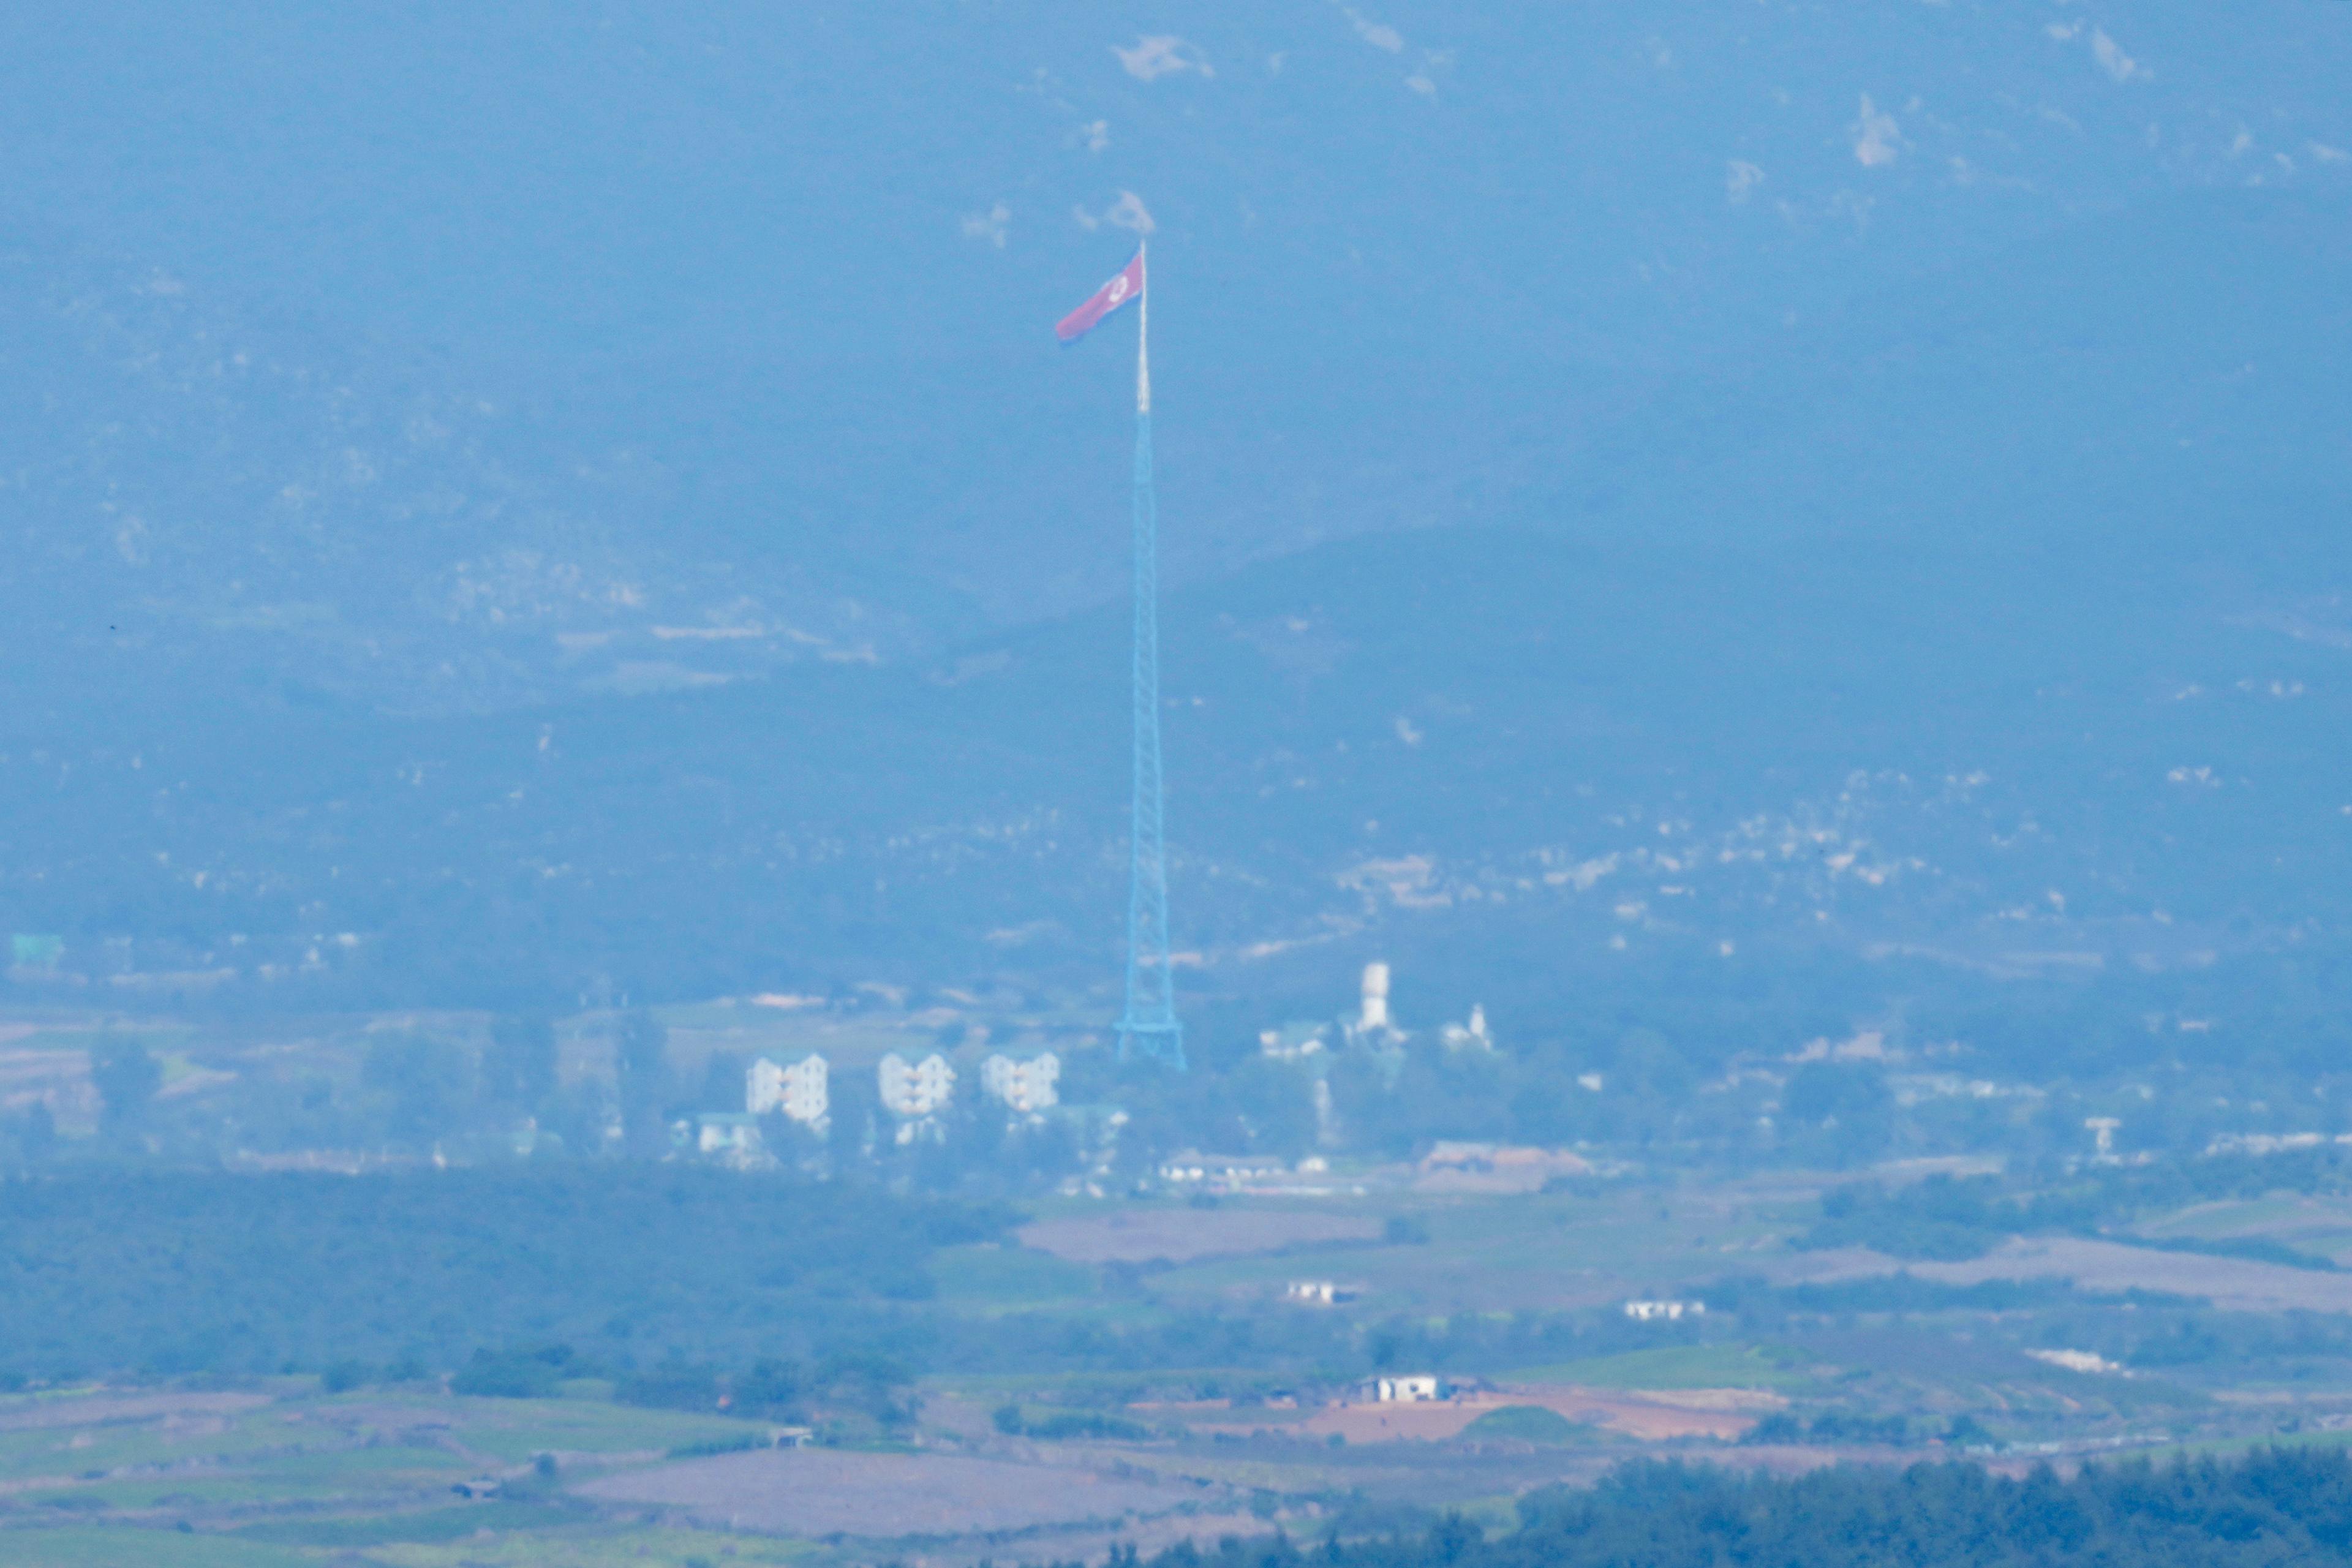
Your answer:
1115;247;1185;1068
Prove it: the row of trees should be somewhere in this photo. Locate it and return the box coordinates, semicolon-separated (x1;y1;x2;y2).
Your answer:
0;1165;1004;1381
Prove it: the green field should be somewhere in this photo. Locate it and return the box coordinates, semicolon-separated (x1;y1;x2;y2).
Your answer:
5;1527;321;1568
1460;1406;1599;1445
1139;1186;1796;1315
929;1242;1100;1311
0;1382;796;1567
12;1173;2352;1562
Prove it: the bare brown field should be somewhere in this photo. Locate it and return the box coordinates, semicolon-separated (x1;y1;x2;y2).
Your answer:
576;1446;1209;1537
1842;1237;2352;1314
1496;1384;1774;1442
0;1046;93;1117
0;1389;269;1433
1019;1207;1382;1264
1766;1236;2352;1316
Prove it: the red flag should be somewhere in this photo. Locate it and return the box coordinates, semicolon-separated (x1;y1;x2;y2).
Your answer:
1055;250;1145;344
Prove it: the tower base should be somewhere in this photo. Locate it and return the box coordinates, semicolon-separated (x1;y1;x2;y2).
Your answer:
1117;1017;1186;1069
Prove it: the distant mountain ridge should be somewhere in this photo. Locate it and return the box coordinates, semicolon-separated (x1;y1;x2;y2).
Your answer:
2;6;2346;704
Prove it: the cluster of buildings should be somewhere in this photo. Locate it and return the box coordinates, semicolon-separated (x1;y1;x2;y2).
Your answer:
738;1049;1061;1130
1258;962;1494;1063
1283;1280;1360;1306
1248;962;1497;1150
690;1047;1067;1162
1622;1298;1706;1322
689;958;1499;1172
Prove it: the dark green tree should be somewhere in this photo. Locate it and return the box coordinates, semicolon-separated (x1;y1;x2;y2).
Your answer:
361;1033;472;1147
697;1050;748;1113
1784;1061;1897;1166
91;1039;162;1137
615;1010;671;1156
1;1104;56;1167
484;1013;558;1109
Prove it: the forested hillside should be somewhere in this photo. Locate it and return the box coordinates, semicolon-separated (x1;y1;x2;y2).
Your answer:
0;1169;1006;1379
1127;1449;2352;1568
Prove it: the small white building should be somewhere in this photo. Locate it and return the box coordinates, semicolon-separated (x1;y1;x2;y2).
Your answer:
1367;1374;1445;1403
1259;1022;1330;1060
1158;1152;1290;1189
980;1052;1060;1114
1284;1280;1359;1306
1439;1005;1494;1054
698;1112;761;1155
2026;1348;2124;1376
1623;1298;1706;1322
694;1112;775;1170
2084;1117;2122;1161
747;1054;829;1129
879;1052;956;1118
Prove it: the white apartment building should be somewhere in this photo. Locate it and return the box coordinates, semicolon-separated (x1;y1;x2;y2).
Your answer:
878;1052;956;1118
747;1057;783;1113
979;1052;1061;1114
746;1053;829;1128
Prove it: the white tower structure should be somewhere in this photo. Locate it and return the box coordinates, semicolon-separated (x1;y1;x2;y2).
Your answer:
1359;962;1391;1033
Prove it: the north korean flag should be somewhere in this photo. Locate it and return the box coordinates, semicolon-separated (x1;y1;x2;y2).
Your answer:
1055;249;1145;344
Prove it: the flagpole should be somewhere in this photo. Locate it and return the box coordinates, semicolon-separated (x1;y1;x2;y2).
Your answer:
1136;241;1151;415
1117;238;1183;1068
